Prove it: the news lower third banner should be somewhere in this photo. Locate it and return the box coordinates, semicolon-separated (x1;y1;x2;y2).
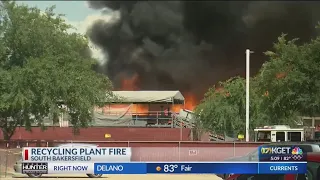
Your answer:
22;147;131;162
31;162;307;174
94;162;306;174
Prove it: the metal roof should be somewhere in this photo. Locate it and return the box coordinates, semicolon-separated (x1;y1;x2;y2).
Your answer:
110;91;185;103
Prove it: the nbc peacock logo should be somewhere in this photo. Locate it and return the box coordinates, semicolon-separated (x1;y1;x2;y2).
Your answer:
291;147;303;160
292;147;303;155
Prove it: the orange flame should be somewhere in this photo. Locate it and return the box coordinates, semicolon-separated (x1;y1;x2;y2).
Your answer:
171;105;182;113
116;73;199;112
133;104;149;113
96;104;149;114
152;93;198;112
120;74;140;90
184;92;197;110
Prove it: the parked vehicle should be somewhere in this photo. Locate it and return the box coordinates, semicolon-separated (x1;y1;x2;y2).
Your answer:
219;142;320;179
13;143;102;178
254;125;305;142
225;152;320;180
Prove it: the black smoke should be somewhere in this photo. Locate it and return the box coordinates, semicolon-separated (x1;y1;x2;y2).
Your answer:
86;1;320;99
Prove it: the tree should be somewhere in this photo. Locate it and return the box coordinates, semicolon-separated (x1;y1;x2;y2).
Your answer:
0;1;113;140
195;77;265;138
196;31;320;137
256;33;320;125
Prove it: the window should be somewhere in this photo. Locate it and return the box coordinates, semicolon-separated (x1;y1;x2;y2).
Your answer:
256;131;271;141
314;132;320;139
288;132;302;142
299;145;313;152
276;132;285;141
315;120;320;127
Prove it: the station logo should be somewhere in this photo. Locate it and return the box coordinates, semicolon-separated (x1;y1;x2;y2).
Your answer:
291;147;303;160
260;146;291;154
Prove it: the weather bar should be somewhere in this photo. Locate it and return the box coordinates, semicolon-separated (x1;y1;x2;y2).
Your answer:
93;162;307;174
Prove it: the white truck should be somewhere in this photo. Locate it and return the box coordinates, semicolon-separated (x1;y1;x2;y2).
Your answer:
254;125;304;142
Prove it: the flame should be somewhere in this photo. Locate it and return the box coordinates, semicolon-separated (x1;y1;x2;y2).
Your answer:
132;104;149;113
96;104;149;114
172;105;183;113
120;74;140;90
154;93;198;112
116;72;199;112
97;95;198;114
184;92;197;110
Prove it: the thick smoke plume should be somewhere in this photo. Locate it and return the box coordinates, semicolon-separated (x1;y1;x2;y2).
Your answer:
86;1;320;100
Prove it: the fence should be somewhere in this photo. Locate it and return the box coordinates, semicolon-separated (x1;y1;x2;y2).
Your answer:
0;140;267;177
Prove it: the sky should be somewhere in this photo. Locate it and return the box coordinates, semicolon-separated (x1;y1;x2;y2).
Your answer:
16;1;112;62
17;1;95;21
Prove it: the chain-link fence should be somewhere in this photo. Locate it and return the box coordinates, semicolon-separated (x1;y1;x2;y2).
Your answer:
0;140;263;177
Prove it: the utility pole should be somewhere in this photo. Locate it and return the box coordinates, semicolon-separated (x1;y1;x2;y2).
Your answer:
245;49;253;142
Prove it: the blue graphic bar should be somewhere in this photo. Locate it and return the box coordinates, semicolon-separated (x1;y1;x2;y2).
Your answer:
94;163;147;174
147;162;257;174
259;162;307;174
93;162;306;174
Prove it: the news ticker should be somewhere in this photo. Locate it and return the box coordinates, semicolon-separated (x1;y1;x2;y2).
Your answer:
22;147;131;162
259;146;306;162
22;162;307;174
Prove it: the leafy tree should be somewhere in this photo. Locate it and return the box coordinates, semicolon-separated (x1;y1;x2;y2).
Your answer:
0;1;113;140
196;31;320;137
256;33;320;125
195;77;265;138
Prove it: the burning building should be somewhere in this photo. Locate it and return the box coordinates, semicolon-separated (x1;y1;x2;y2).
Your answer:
2;91;197;142
94;90;186;127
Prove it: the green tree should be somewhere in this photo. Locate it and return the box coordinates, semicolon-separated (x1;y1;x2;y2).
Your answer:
256;33;320;125
0;1;113;140
197;31;320;138
195;77;265;139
